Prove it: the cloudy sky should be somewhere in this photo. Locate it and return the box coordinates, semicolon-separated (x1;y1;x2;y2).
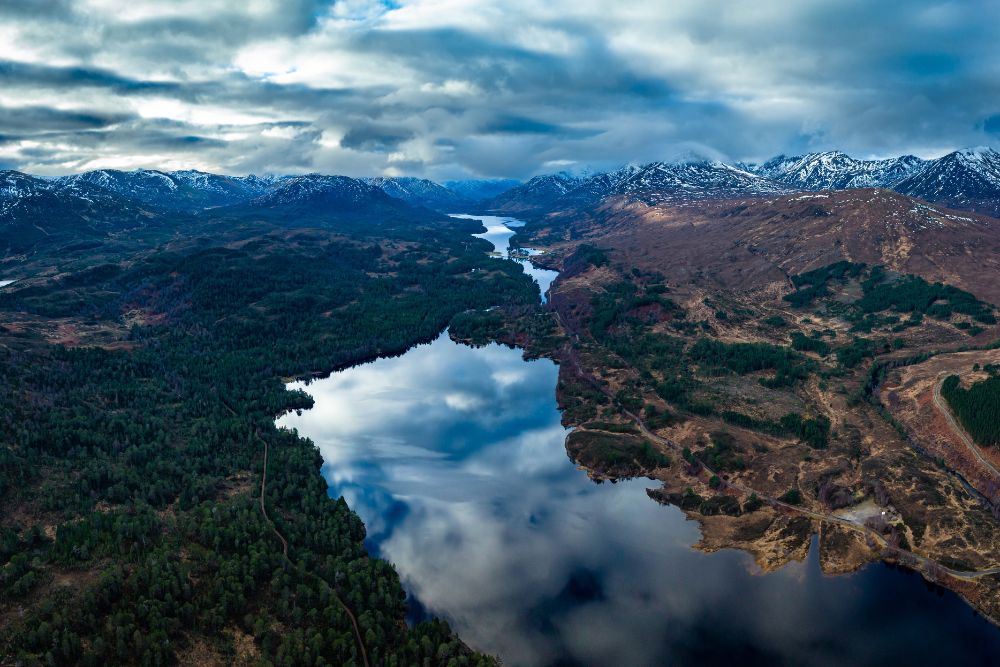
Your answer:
1;0;998;179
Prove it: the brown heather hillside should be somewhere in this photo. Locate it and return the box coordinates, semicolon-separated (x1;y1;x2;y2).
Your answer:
478;186;1000;624
530;188;1000;306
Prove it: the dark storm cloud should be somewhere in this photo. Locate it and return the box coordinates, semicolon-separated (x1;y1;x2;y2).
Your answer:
983;116;1000;135
481;116;575;136
1;0;997;177
0;60;177;94
0;105;134;133
340;123;414;152
0;0;74;18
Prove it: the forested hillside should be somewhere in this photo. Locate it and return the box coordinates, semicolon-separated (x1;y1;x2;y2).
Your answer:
0;212;537;664
941;373;1000;447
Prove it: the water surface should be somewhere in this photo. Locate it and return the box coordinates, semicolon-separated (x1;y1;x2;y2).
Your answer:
276;215;1000;666
278;333;1000;666
452;214;558;302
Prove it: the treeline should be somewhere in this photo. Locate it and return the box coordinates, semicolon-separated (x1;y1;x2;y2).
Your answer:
0;220;529;664
689;338;813;388
720;410;831;449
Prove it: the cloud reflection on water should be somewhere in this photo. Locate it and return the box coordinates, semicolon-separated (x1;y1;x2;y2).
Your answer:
278;333;1000;666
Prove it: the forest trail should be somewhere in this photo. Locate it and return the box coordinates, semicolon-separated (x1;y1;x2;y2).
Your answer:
222;399;371;667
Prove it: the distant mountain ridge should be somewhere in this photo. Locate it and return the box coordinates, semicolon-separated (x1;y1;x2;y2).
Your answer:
483;158;793;214
0;170;481;255
362;176;471;212
893;148;1000;217
483;147;1000;218
0;169;179;255
3;144;1000;256
55;169;277;211
750;151;926;190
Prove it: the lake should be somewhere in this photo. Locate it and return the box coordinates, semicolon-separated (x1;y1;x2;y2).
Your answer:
451;213;558;303
276;215;1000;666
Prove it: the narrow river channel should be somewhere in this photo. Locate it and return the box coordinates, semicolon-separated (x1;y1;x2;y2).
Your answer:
277;215;1000;666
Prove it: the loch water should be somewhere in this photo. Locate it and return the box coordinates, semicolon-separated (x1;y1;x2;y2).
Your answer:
277;216;1000;666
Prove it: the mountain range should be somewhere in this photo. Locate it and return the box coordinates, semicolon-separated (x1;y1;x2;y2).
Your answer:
483;147;1000;218
3;146;1000;256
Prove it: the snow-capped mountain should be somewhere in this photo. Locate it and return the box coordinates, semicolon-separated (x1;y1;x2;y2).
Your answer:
589;160;791;205
894;147;1000;217
362;177;470;212
246;174;391;208
484;172;584;213
3;144;1000;254
556;165;642;208
751;151;925;190
169;170;276;207
486;160;791;213
218;174;442;231
0;171;54;216
57;169;273;211
0;171;177;255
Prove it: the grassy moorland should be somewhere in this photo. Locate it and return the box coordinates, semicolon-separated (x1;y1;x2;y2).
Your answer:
456;205;1000;623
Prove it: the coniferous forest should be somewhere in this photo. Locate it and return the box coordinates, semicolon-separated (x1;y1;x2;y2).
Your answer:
941;373;1000;447
0;210;538;665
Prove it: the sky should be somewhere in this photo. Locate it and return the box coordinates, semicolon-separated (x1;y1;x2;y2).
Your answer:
1;0;999;179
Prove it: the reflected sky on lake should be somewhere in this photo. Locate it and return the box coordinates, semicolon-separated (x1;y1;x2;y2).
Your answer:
278;333;1000;666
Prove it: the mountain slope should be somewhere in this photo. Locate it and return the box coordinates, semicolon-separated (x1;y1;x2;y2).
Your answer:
894;148;1000;217
483;173;583;214
753;151;926;190
485;161;792;215
57;169;272;211
212;174;444;234
548;188;1000;304
586;160;791;205
0;170;175;255
363;176;470;212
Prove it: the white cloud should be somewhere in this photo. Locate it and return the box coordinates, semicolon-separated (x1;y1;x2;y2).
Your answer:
1;0;998;176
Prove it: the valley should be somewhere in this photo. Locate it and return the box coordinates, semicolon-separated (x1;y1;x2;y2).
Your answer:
4;159;1000;664
279;216;1000;665
8;3;1000;664
456;186;1000;631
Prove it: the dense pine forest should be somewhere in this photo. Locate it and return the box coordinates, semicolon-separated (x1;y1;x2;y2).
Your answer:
0;211;538;665
941;373;1000;447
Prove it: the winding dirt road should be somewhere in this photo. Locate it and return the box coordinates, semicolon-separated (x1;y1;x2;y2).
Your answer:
254;427;370;667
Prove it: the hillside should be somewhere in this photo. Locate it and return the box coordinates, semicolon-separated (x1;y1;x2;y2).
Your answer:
526;189;1000;305
0;171;178;256
463;184;1000;626
895;148;1000;218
